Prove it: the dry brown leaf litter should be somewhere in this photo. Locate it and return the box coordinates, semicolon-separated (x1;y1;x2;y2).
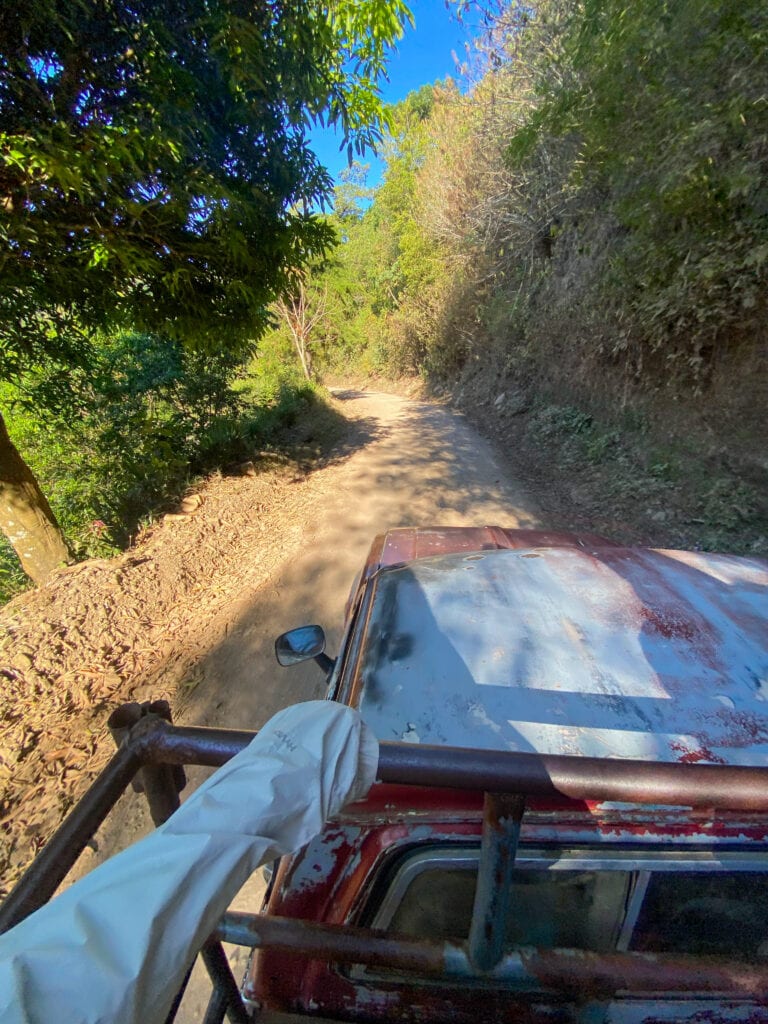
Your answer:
0;459;328;898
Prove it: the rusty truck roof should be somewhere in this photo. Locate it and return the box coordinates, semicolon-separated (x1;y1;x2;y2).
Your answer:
347;542;768;766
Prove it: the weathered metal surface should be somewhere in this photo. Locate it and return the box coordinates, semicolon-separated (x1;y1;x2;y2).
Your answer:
221;912;444;974
163;960;196;1024
468;793;525;971
348;546;768;767
3;694;767;1022
200;938;250;1024
138;721;257;767
363;527;618;580
201;986;228;1024
6;714;768;936
518;947;768;1000
146;723;768;810
137;725;768;811
247;806;768;1019
225;911;768;996
105;716;768;811
6;729;768;939
107;702;185;824
377;742;768;810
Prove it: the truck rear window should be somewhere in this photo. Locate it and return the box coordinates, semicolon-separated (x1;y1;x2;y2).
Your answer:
631;871;768;959
387;867;630;953
372;849;768;962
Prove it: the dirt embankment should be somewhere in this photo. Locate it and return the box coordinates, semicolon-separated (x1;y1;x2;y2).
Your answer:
0;457;322;894
1;389;539;898
445;361;768;560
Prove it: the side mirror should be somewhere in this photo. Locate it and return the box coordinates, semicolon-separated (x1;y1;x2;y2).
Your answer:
275;625;334;673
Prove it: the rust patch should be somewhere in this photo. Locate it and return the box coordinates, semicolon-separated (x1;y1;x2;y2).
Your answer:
670;741;727;765
520;948;768;1001
641;605;698;643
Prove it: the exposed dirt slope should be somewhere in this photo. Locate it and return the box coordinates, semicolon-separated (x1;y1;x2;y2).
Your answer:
0;389;538;897
0;458;316;893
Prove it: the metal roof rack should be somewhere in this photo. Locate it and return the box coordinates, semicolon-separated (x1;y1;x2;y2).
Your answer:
3;702;768;1022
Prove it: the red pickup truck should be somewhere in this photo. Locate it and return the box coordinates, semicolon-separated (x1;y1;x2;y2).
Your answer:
246;527;768;1023
2;526;767;1024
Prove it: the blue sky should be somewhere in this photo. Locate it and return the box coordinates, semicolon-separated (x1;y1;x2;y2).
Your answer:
310;0;480;188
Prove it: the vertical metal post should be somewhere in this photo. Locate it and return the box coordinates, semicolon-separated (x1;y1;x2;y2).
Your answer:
0;742;142;933
468;792;525;972
109;705;248;1023
202;987;229;1024
108;700;186;825
162;959;196;1024
201;939;251;1024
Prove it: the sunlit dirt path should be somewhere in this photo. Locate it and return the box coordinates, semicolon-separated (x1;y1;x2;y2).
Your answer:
169;387;539;1019
3;388;539;1019
183;388;539;733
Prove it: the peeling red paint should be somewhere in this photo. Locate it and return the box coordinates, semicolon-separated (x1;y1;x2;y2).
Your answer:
248;804;768;1018
640;604;699;643
670;741;727;765
248;529;768;1022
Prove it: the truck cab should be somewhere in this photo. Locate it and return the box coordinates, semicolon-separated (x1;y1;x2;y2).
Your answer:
247;528;768;1022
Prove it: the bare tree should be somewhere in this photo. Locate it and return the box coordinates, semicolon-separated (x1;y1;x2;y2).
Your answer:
274;276;329;381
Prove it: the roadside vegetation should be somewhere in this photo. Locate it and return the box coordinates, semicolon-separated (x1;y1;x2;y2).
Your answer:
2;0;766;609
0;341;327;604
276;0;768;555
2;0;766;901
0;0;411;600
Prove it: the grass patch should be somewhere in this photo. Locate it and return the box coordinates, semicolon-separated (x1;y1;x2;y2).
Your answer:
0;544;31;606
526;402;767;556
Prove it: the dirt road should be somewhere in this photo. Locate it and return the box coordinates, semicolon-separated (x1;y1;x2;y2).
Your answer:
183;388;538;733
171;388;538;1018
1;388;538;1017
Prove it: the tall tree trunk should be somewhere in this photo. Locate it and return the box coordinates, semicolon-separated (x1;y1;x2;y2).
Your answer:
0;411;71;584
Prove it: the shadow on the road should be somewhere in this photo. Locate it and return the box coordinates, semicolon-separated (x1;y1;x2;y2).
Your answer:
329;388;372;401
316;413;391;470
181;394;540;734
326;398;540;525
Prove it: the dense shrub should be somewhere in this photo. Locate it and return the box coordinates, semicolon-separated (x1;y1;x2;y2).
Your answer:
506;0;768;385
0;332;320;604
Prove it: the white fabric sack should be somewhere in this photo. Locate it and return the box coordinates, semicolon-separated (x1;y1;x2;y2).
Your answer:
0;700;378;1024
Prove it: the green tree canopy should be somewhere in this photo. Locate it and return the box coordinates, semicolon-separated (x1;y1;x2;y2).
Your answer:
0;0;412;372
0;0;411;583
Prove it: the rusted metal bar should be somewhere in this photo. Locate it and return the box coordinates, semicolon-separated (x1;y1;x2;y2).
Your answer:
216;912;768;997
0;741;142;934
108;701;150;793
468;793;525;972
108;702;185;825
201;987;228;1024
202;987;228;1024
139;721;257;768
200;939;250;1024
136;722;768;812
163;958;196;1024
5;713;768;937
375;740;768;812
218;911;447;974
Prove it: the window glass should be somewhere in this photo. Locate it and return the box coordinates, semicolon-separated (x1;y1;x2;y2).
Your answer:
386;866;631;953
630;872;768;961
377;849;768;967
387;867;474;943
503;869;630;952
